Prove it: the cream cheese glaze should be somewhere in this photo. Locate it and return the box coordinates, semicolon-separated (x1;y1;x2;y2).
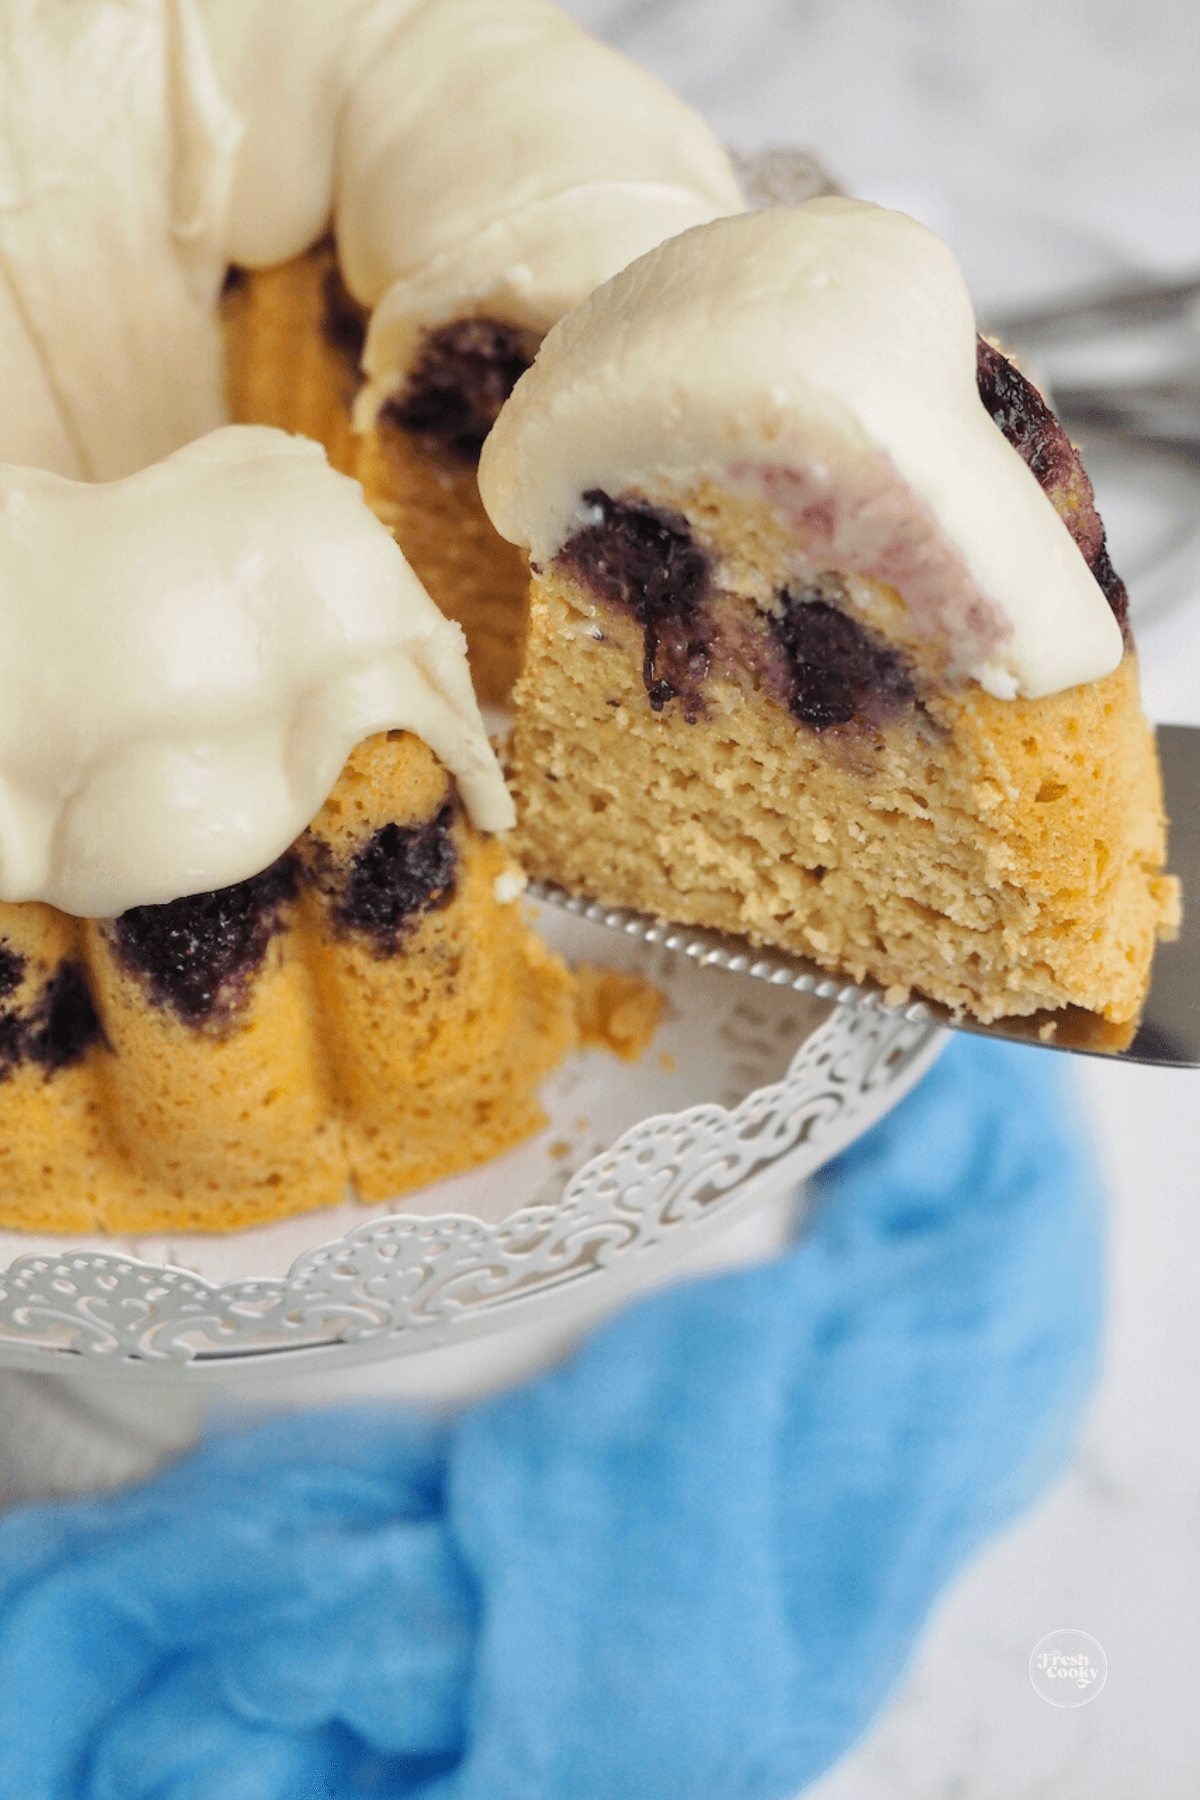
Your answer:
478;200;1125;703
0;0;234;481
0;0;740;479
0;426;513;918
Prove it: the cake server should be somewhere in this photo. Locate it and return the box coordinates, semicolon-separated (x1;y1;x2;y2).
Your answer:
529;722;1199;1070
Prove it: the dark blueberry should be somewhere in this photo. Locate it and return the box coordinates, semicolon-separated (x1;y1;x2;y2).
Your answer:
333;803;458;956
321;263;368;369
976;336;1068;486
770;591;916;729
0;959;102;1079
115;858;299;1026
383;319;535;463
0;943;24;999
561;491;714;721
25;963;102;1071
976;336;1129;636
0;992;24;1075
1086;539;1129;633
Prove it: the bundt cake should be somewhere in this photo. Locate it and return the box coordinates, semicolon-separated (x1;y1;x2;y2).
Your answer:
479;200;1180;1034
0;0;741;701
0;427;575;1234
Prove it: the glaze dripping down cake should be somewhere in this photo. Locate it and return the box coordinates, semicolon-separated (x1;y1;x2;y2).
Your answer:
479;200;1179;1034
0;428;574;1234
0;0;741;704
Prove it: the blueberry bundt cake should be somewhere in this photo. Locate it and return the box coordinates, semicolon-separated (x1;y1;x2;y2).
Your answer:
0;0;741;703
480;201;1180;1034
0;428;575;1234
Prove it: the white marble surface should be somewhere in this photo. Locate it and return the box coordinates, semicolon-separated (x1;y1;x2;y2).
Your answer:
560;1;1200;1792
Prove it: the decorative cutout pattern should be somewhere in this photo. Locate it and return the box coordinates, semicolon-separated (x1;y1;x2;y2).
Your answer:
0;1006;944;1372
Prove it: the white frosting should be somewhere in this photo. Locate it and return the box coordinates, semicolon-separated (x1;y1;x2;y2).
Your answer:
0;427;513;918
323;0;743;423
0;0;235;480
0;0;740;479
478;201;1125;702
0;0;739;912
355;182;733;431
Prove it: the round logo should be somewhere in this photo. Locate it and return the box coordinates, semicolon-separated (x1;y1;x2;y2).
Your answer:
1029;1629;1108;1706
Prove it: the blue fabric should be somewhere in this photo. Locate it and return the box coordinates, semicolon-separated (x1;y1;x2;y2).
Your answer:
0;1036;1101;1800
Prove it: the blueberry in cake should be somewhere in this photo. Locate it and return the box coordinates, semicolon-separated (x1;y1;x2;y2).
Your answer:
479;200;1180;1034
0;428;574;1234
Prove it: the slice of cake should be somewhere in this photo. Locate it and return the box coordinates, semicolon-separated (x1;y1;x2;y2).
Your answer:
0;426;575;1234
479;200;1179;1033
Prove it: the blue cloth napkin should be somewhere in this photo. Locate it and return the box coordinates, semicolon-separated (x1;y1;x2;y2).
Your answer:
0;1036;1101;1800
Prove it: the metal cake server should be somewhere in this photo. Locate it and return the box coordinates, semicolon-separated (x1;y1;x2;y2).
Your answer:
529;722;1199;1070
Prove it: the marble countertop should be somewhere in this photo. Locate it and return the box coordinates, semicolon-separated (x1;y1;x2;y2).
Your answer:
564;2;1200;1794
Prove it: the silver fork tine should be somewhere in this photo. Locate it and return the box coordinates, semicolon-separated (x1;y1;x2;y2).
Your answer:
529;722;1198;1068
984;272;1200;344
1053;378;1200;464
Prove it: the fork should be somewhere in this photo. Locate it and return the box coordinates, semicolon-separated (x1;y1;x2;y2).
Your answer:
987;269;1200;467
530;724;1199;1070
985;270;1200;345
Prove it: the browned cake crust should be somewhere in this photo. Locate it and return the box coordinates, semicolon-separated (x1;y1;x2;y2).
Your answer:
221;245;530;704
509;560;1178;1030
0;733;577;1234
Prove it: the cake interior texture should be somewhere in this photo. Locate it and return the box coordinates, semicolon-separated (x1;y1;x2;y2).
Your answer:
508;476;1178;1033
221;245;532;705
0;732;577;1235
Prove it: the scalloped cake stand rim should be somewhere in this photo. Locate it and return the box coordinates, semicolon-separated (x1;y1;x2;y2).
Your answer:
0;1008;948;1384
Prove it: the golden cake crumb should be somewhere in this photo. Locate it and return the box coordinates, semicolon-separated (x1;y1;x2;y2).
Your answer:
510;558;1176;1033
571;965;666;1063
0;733;579;1235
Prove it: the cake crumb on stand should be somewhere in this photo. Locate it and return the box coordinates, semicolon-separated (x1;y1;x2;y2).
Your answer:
571;965;667;1063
